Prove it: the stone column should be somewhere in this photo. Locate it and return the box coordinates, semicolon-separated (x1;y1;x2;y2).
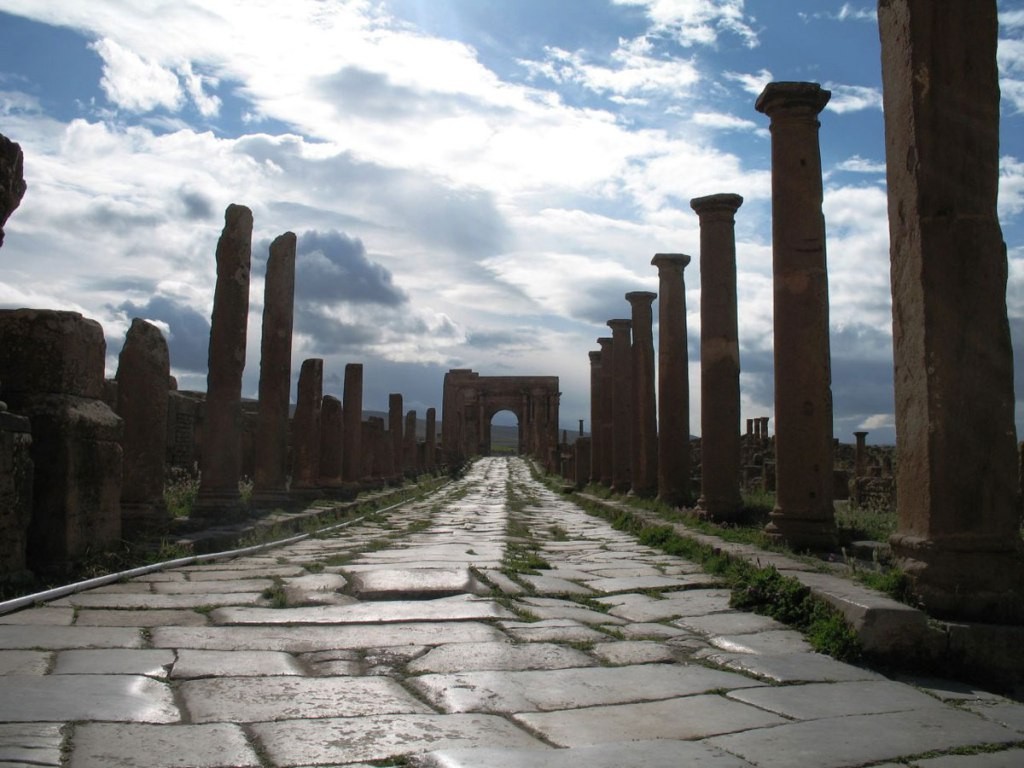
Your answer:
253;232;296;505
588;350;602;485
404;410;418;473
196;204;253;517
389;393;404;477
853;431;868;478
319;394;343;489
425;407;437;470
760;417;770;443
341;363;363;482
691;194;744;520
0;132;26;249
651;253;692;507
755;82;836;549
606;319;633;494
626;291;658;497
290;358;323;492
746;419;754;439
596;338;614;486
880;0;1024;621
116;318;170;534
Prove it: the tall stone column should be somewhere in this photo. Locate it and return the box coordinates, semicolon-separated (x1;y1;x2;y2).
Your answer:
389;393;404;477
880;0;1024;621
853;431;868;478
425;407;437;470
116;318;170;534
606;319;633;494
651;253;692;507
588;350;602;485
404;410;418;473
626;291;658;497
341;363;363;482
291;358;323;492
254;232;296;505
196;204;253;517
596;337;614;486
755;82;836;549
691;194;744;520
319;394;343;489
760;417;770;443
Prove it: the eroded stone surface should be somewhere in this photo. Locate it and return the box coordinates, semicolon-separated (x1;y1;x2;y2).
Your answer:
346;567;489;599
408;642;594;674
211;594;514;625
726;680;946;720
416;740;754;768
0;650;49;675
53;649;175;677
69;722;260;768
0;675;178;722
171;649;304;679
0;722;62;767
0;625;142;650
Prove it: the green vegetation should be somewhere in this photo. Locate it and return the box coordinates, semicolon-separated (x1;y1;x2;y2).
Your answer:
260;577;288;608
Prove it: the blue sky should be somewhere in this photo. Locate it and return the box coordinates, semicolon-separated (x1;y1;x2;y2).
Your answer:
1;0;1023;445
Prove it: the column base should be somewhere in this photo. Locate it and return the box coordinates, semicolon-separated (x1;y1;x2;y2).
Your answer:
120;501;169;538
249;488;292;511
764;507;837;551
191;488;247;521
697;491;743;522
891;533;1024;624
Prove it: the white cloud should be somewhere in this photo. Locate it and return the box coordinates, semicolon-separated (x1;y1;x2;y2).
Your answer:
824;83;882;114
612;0;759;48
690;111;758;131
724;68;773;97
859;413;895;430
1001;155;1024;218
180;62;221;118
837;4;877;23
90;38;183;113
999;36;1024;113
835;155;886;174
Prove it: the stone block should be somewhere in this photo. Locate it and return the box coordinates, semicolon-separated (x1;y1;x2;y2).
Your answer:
0;410;32;582
0;309;106;399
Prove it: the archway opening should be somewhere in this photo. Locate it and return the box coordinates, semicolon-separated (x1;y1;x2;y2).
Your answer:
489;410;520;455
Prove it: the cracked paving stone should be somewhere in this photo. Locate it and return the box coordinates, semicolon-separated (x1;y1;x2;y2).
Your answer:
499;619;610;644
170;649;305;678
726;680;948;720
52;649;175;676
346;567;490;599
590;640;677;665
211;594;515;625
695;651;886;683
707;629;814;655
0;650;49;675
407;641;594;674
0;625;143;650
69;722;260;768
0;722;63;767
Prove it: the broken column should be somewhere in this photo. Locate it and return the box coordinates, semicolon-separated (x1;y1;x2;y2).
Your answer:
425;407;437;470
606;318;633;494
0;310;122;574
253;232;296;507
341;364;363;482
0;133;26;250
389;393;404;477
290;358;323;493
626;291;658;497
880;0;1024;620
588;349;603;485
115;318;170;534
755;82;836;549
318;394;344;490
692;194;744;520
853;431;868;478
651;253;693;507
195;204;253;517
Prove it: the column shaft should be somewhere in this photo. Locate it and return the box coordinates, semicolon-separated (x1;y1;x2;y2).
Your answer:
597;337;614;486
588;350;602;485
607;319;633;493
626;291;658;497
341;364;363;482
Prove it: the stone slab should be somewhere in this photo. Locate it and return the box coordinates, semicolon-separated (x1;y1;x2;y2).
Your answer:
697;651;886;683
602;589;733;622
211;595;515;625
54;592;264;609
73;608;210;627
53;649;175;677
582;574;717;593
0;606;74;625
346;567;489;599
518;597;625;625
151;578;272;594
500;619;610;644
170;649;304;678
417;740;755;768
179;565;306;578
0;650;50;675
590;640;677;665
727;680;947;720
514;693;787;747
617;622;688;640
0;674;178;722
964;700;1024;734
478;570;525;595
411;663;760;714
252;713;545;765
407;642;594;674
0;722;63;767
911;749;1024;767
179;675;430;723
703;707;1019;768
675;611;790;636
708;629;814;655
89;582;154;594
281;572;349;605
518;574;594;595
151;621;506;652
69;722;260;768
0;625;143;650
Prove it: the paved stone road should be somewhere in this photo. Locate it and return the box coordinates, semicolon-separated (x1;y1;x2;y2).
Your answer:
2;456;1024;767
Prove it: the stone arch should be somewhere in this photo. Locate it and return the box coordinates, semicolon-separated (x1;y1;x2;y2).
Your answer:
441;369;560;468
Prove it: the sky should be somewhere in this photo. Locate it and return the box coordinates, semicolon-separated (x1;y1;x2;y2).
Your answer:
1;0;1023;446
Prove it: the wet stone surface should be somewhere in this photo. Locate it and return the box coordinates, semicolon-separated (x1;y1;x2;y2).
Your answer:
1;456;1021;767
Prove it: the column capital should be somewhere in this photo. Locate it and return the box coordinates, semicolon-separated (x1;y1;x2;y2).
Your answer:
607;318;632;333
651;253;691;271
755;81;831;118
625;290;657;306
690;193;744;217
588;350;602;364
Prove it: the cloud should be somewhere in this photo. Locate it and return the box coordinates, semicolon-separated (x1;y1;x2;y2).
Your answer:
690;111;758;132
834;155;886;174
723;68;773;97
90;38;184;113
1001;156;1024;217
612;0;760;49
999;36;1024;113
824;84;882;114
292;229;407;307
836;4;877;23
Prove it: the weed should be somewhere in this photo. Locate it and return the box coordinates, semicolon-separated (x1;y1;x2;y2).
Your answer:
261;577;288;609
164;465;199;518
548;524;570;541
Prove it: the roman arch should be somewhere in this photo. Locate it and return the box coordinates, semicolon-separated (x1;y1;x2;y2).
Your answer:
441;369;560;467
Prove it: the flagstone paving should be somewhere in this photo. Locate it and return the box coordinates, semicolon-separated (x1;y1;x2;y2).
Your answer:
1;456;1023;766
